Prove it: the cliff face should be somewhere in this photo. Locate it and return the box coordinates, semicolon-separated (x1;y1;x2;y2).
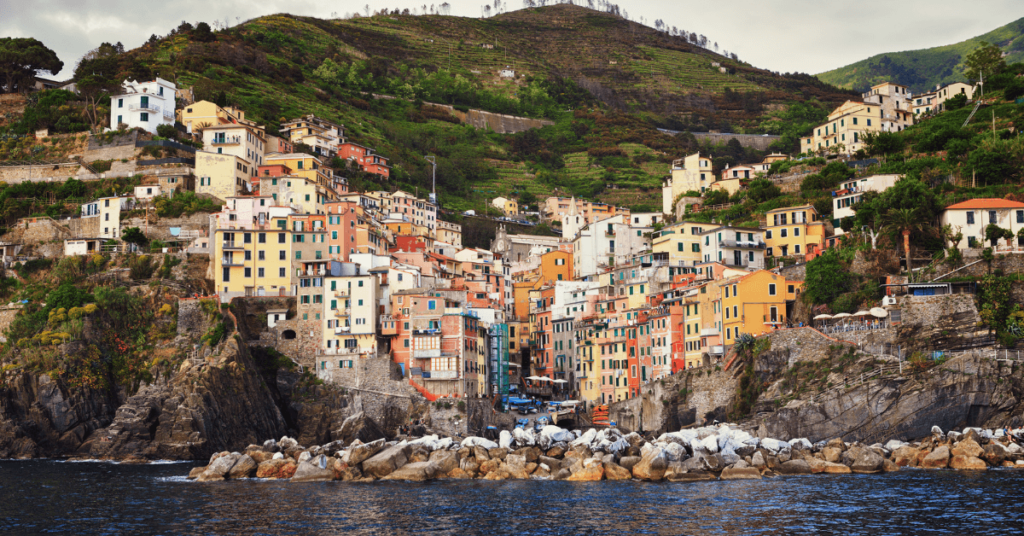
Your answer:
86;337;288;460
0;372;120;458
756;354;1023;443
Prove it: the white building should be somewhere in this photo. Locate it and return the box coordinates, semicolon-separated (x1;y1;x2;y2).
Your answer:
832;174;901;228
663;153;713;214
109;78;176;134
572;215;650;279
697;226;766;270
940;199;1024;250
81;196;135;239
202;124;266;172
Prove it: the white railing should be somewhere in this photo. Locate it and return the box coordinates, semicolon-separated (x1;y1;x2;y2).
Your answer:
129;103;160;113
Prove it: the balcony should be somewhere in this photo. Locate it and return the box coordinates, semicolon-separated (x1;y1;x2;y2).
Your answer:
719;240;766;250
334;289;349;298
220;257;244;267
413;348;441;358
129;103;159;113
334;308;351;317
700;327;719;337
211;136;242;146
424;370;457;380
222;241;244;250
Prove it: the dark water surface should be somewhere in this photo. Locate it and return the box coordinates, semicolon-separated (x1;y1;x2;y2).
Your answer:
2;460;1023;535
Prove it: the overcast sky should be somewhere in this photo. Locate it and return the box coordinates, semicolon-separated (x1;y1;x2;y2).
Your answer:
4;0;1023;79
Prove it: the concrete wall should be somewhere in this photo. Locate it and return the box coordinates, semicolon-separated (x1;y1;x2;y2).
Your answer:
689;132;780;151
428;104;555;134
120;212;210;242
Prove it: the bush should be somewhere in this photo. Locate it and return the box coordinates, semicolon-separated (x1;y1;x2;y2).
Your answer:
155;124;178;139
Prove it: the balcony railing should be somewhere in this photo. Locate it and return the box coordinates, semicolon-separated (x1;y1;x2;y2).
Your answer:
211;136;242;146
719;240;766;249
222;241;244;249
221;257;243;267
129;103;159;113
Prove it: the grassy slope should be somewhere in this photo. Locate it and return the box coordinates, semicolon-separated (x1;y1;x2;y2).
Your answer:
817;16;1024;93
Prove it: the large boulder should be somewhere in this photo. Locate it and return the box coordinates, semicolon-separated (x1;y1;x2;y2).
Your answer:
428;450;460;474
951;439;984;458
382;461;440;481
292;454;336;482
850;449;885;474
822;462;851;474
346;439;386;466
332;459;362;481
227;454;258;479
566;459;605;481
503;454;531;480
337;412;386;446
949;455;987;471
632;448;669;481
981;444;1007;466
721;467;762;480
666;471;717;482
777;459;812;475
892;446;922;467
604;462;632;481
663;442;687;462
921;446;950;469
822;447;842;463
197;453;240;482
618;456;641;471
362;444;411;478
256;458;297;479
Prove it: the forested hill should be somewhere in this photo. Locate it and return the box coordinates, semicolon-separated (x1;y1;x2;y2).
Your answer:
816;16;1024;93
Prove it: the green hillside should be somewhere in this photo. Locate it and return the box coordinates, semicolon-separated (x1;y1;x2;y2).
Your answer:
3;5;856;215
817;16;1024;93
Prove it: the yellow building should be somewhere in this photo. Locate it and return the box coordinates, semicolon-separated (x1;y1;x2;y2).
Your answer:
800;86;914;156
663;152;713;214
323;274;379;358
710;177;746;196
680;291;704;368
265;153;336;192
211;214;330;302
176;100;253;134
260;175;331;215
720;270;802;346
196;151;253;200
652;221;708;267
765;205;826;258
491;197;519;216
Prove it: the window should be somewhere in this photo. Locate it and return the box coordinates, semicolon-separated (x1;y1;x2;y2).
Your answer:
140;112;149;122
279;267;286;277
780;229;787;238
966;211;975;225
117;115;122;125
118;99;123;108
769;284;776;296
989;211;997;224
794;227;800;237
766;230;772;239
1017;210;1024;224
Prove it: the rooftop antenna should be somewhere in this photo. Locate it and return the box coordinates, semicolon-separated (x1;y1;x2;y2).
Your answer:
425;156;437;205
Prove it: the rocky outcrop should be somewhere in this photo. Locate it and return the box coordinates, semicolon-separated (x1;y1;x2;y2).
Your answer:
757;354;1020;444
0;372;119;458
86;338;287;460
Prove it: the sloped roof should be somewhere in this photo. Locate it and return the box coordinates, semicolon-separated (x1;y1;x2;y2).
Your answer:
946;198;1024;210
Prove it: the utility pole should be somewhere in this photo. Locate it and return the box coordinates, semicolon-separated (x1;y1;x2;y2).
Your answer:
425;156;437;205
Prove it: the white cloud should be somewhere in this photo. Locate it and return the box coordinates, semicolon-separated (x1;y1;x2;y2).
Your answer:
2;0;1022;79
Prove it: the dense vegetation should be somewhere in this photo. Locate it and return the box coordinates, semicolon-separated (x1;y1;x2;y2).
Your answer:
817;16;1024;92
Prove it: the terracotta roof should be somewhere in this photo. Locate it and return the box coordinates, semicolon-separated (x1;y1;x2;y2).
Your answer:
946;199;1024;210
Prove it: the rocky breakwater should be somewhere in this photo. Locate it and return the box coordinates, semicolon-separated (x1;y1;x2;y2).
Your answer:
185;424;1024;484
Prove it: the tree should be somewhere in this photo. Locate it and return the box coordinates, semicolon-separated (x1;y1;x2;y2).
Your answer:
964;42;1005;82
121;227;149;248
0;37;64;94
885;207;923;280
193;22;215;42
746;178;780;203
985;224;1013;247
861;131;906;159
46;283;95;312
804;249;850;306
74;44;123;133
945;93;968;110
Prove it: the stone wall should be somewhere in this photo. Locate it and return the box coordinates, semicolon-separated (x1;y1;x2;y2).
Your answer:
779;262;806;281
765;327;855;366
0;304;23;343
83;144;137;163
608;365;739;434
0;163;81;184
176;297;212;337
120;213;210;242
687;132;781;150
896;293;990;351
932;254;1024;280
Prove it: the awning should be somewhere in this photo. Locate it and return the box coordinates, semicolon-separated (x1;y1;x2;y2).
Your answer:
870;307;889;318
853;310;872;317
833;313;851;318
813;314;833;320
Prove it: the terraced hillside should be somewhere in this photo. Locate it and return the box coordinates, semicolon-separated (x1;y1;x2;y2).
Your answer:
7;5;856;214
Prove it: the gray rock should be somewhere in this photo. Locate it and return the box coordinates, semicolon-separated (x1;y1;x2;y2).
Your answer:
751;451;766;467
851;449;885;474
198;453;239;482
291;454;335;482
382;461;440;481
347;438;386;465
618;455;642;471
777;459;812;475
272;452;284;460
362;444;411;478
428;450;459;474
227;454;257;479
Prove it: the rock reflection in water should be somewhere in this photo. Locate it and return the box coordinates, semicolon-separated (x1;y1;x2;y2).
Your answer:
2;461;1023;535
